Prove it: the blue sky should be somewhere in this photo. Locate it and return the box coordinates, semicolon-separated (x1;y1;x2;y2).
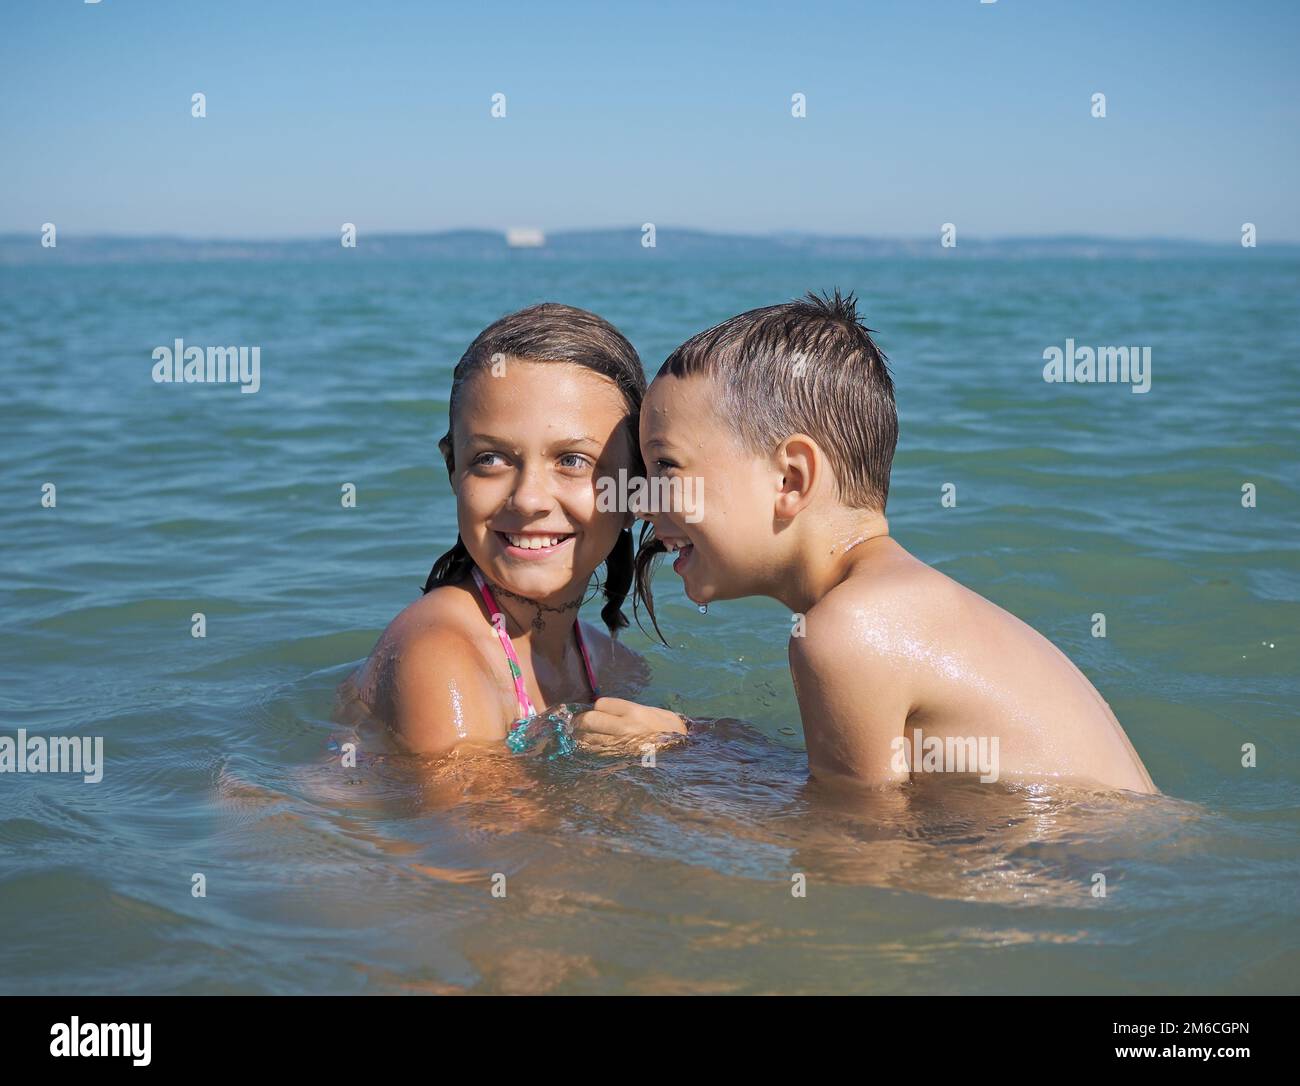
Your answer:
2;0;1297;240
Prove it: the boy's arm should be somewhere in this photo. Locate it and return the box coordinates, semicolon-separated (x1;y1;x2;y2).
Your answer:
788;627;913;788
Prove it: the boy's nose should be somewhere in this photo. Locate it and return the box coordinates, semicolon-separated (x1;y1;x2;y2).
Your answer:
635;506;658;524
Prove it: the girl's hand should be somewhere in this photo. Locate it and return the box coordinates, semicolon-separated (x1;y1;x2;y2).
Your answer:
572;697;689;740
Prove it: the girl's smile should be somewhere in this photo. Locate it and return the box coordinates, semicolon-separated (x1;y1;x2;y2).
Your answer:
495;529;577;560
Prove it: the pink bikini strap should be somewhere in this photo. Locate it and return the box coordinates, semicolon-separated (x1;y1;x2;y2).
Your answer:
471;568;599;722
574;619;600;701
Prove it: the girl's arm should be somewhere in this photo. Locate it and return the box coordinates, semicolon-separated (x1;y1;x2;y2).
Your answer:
571;625;689;743
379;628;505;754
572;696;689;743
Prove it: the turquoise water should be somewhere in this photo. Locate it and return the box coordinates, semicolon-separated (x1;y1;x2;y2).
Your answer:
2;254;1297;994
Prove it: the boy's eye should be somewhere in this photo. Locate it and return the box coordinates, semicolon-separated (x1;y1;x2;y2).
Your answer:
557;453;593;471
470;451;508;469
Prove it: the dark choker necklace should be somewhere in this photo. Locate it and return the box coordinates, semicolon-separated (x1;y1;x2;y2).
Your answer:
486;579;585;634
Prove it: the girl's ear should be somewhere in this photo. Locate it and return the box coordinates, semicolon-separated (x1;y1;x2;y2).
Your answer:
438;432;456;488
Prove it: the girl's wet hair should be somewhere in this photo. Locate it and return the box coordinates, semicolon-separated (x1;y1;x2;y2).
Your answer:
422;302;659;635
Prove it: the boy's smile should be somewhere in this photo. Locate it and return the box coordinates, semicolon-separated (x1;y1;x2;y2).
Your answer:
664;538;694;574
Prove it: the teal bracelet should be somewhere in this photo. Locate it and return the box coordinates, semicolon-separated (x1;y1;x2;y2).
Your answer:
506;703;585;758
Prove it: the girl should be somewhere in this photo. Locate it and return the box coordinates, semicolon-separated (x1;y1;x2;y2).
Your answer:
352;303;688;755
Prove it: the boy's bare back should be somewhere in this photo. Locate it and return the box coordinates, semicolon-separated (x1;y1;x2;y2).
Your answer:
790;536;1157;794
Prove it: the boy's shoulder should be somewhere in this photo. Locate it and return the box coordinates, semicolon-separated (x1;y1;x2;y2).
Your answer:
809;539;945;624
792;540;964;681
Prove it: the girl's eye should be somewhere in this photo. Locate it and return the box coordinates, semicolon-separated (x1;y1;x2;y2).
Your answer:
654;459;678;472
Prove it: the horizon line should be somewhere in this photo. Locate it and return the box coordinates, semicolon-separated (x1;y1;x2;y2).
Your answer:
3;226;1296;247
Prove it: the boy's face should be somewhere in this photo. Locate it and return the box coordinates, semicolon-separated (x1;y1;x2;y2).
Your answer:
639;373;778;605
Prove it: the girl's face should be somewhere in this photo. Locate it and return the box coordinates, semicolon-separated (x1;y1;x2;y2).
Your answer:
451;360;635;604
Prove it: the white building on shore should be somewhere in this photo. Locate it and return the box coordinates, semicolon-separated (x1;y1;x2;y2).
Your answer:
505;228;546;248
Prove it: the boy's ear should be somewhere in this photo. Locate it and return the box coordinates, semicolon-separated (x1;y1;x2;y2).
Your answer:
773;434;820;520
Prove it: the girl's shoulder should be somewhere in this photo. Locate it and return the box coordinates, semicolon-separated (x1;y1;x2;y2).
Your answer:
388;580;484;641
355;581;495;707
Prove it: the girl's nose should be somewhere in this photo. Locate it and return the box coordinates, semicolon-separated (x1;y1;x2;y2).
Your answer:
508;462;553;515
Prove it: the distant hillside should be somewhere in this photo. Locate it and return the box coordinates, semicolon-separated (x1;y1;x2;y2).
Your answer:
1;227;1292;265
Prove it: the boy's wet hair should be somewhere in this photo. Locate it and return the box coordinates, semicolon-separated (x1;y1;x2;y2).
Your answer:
423;302;658;634
657;289;897;509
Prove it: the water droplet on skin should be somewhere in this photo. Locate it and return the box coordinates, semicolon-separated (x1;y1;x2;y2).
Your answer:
448;682;468;739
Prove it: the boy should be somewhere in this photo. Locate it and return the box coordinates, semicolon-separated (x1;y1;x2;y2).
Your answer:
632;291;1157;793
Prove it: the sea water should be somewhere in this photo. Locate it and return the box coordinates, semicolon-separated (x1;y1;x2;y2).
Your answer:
1;251;1296;993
